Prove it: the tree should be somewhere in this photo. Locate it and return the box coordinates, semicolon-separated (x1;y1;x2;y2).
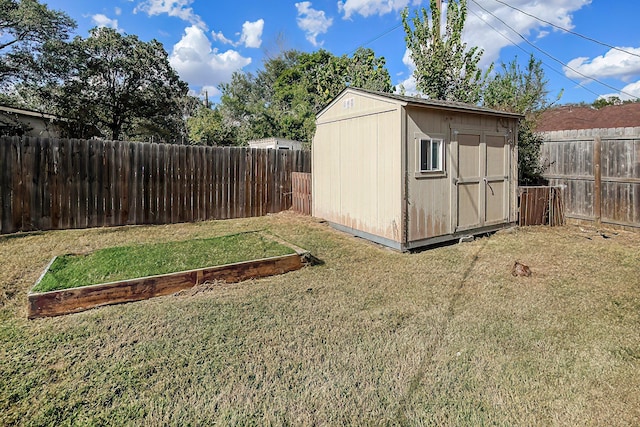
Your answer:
484;55;559;184
45;27;189;141
217;48;393;145
592;96;623;109
402;0;487;103
187;105;237;146
0;0;75;87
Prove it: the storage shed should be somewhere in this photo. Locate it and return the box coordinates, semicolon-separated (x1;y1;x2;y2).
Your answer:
248;137;303;150
312;88;521;251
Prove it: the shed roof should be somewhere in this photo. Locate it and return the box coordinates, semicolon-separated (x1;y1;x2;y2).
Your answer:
536;102;640;132
317;87;523;119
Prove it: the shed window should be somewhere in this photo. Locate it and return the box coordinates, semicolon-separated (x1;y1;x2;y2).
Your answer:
419;138;443;172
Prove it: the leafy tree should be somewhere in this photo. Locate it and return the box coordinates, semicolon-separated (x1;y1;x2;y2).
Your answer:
217;48;393;145
42;27;189;141
187;105;237;146
592;96;623;109
484;55;559;185
402;0;487;103
0;0;75;87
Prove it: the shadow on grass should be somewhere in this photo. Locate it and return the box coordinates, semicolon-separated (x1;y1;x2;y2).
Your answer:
0;231;45;242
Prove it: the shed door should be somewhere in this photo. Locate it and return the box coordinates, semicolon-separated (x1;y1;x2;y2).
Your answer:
454;131;509;231
484;134;510;226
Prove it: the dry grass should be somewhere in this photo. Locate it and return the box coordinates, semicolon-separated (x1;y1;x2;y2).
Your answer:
1;212;639;426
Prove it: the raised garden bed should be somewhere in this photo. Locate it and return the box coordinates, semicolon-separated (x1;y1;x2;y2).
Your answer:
28;232;310;319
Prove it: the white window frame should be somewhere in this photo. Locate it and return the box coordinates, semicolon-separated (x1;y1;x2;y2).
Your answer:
417;137;444;173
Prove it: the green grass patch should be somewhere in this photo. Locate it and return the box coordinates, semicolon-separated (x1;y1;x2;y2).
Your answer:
33;231;295;293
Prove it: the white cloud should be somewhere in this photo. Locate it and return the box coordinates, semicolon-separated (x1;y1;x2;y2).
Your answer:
564;47;640;82
91;14;122;32
134;0;206;29
114;7;122;16
397;48;418;95
597;80;640;101
211;30;234;45
211;20;264;49
463;0;591;68
295;2;333;47
239;19;264;48
169;25;252;90
398;0;592;86
200;85;221;98
338;0;419;20
616;80;640;101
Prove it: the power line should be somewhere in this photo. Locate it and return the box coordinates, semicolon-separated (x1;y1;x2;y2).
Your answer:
345;22;404;56
469;0;638;99
467;7;603;99
489;0;640;60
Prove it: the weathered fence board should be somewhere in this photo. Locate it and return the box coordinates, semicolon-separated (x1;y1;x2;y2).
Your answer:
292;172;312;215
518;186;564;227
541;131;640;229
0;137;311;234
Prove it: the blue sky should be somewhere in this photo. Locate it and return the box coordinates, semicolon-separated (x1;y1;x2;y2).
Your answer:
43;0;640;106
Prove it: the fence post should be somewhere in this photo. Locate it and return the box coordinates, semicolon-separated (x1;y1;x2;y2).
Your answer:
593;136;601;226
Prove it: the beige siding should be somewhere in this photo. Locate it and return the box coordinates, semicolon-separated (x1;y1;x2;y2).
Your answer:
313;91;402;242
314;88;519;249
405;108;518;241
316;90;400;125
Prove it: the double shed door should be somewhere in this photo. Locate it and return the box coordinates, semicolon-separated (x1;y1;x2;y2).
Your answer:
452;129;511;232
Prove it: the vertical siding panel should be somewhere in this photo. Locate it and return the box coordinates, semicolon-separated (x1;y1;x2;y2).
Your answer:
51;139;68;229
213;147;222;219
96;140;106;227
127;142;138;225
120;142;130;225
252;149;258;217
166;144;175;223
203;146;212;220
102;140;113;226
11;137;24;232
21;137;34;231
75;139;89;228
0;138;14;233
244;148;252;218
140;142;150;225
221;147;229;219
238;148;244;217
157;143;167;224
176;144;184;223
113;141;121;224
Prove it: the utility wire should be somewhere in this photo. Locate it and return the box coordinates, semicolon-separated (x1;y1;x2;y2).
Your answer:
345;22;404;56
489;0;640;60
469;0;637;99
467;7;603;99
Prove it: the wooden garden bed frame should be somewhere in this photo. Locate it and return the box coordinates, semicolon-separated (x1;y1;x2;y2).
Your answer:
28;238;310;319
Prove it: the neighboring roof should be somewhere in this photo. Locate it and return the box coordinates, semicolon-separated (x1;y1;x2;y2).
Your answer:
536;103;640;132
0;104;103;138
248;137;303;145
0;105;58;120
318;87;523;119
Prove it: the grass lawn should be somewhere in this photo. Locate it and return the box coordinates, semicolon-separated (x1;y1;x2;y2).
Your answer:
1;212;639;425
33;232;295;292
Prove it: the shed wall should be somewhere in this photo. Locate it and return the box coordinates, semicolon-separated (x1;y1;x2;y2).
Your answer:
405;108;518;243
313;93;403;243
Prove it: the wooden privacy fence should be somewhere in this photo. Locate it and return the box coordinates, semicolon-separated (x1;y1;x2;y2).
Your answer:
541;129;640;228
518;186;565;226
0;137;311;234
291;172;312;215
